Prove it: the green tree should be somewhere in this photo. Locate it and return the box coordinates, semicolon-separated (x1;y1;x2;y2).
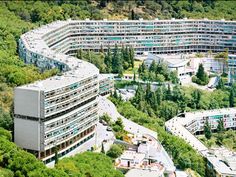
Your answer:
0;107;13;131
133;71;136;82
217;118;225;133
229;88;234;107
56;152;123;177
106;144;123;159
156;87;163;105
158;101;178;121
195;64;209;85
54;146;59;165
216;77;224;90
204;119;212;139
101;143;105;154
100;114;112;125
132;84;144;106
129;47;134;68
149;61;157;72
192;89;201;109
0;127;12;141
113;89;118;99
112;45;123;74
77;48;83;59
112;117;124;132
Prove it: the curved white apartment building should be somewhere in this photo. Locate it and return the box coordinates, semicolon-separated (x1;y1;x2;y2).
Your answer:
15;21;99;164
15;18;236;163
20;18;236;57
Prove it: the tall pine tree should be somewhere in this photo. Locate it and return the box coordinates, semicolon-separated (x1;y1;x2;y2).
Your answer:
112;44;123;74
229;88;234;107
204;119;212;139
217;118;225;133
105;47;112;72
129;47;134;68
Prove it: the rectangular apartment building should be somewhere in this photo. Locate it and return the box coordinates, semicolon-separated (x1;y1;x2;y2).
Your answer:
183;109;236;135
14;74;99;163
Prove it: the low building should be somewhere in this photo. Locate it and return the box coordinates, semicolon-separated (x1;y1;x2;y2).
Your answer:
98;74;114;96
190;57;226;74
115;133;176;177
117;89;136;101
118;150;146;168
144;53;194;83
125;168;165;177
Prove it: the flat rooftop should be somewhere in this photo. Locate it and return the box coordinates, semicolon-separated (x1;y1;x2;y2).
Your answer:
19;21;99;92
17;61;98;92
98;74;114;81
166;108;236;176
146;53;190;68
185;107;236;118
165;117;208;152
125;168;163;177
207;155;236;175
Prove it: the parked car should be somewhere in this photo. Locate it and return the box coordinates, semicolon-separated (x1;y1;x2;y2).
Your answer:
102;120;108;126
106;127;112;131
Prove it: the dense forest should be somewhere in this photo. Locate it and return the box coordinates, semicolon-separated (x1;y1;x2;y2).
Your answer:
0;0;236;176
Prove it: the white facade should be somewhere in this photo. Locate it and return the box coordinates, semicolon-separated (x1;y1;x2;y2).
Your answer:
15;20;99;164
190;57;226;74
165;108;236;177
144;53;193;77
15;18;236;164
98;74;114;96
19;18;236;56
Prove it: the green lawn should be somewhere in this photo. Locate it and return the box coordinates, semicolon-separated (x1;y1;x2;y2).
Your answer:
123;60;142;74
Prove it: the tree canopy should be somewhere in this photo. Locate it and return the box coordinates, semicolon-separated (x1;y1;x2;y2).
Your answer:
56;152;123;177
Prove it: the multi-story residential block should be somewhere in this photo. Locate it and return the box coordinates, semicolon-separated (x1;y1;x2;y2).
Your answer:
15;18;236;163
98;74;114;96
165;108;236;177
167;108;236;136
228;54;236;83
32;18;236;56
15;22;99;164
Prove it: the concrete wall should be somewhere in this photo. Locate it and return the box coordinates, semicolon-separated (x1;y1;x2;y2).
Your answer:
14;88;43;118
14;118;40;151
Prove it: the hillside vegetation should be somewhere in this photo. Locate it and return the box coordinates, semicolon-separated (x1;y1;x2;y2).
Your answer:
98;0;236;20
0;0;236;176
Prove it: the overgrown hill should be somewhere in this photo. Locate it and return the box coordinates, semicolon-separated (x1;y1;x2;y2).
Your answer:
96;0;236;20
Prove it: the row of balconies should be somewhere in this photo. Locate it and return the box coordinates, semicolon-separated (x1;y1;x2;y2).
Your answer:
44;102;98;132
44;116;97;148
41;126;95;160
44;81;98;108
45;88;98;116
42;25;70;41
44;110;97;141
46;35;236;47
44;75;97;99
69;21;236;27
43;28;236;44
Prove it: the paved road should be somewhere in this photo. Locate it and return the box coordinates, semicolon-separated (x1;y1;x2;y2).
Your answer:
98;96;156;138
182;79;216;92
